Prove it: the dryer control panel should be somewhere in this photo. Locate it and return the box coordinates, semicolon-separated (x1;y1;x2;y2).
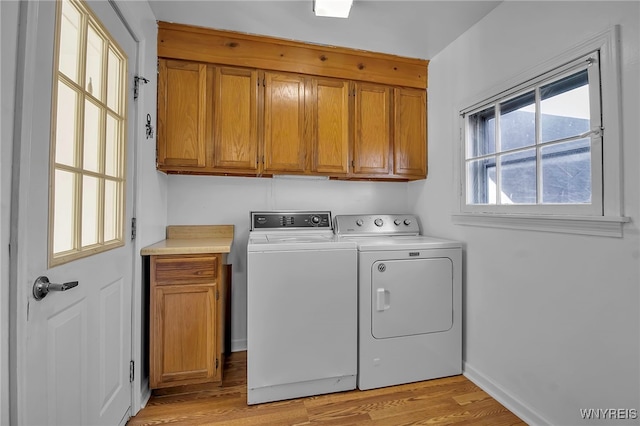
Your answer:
334;214;420;236
251;211;332;230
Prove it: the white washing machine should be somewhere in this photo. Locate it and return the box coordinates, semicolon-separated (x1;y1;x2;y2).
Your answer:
334;214;462;390
247;211;357;404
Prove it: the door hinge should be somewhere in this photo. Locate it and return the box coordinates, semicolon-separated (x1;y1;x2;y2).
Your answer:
129;360;135;382
215;358;219;369
131;217;137;241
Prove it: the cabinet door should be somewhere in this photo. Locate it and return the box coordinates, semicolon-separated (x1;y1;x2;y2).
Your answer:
310;78;350;175
263;72;306;173
151;284;217;388
213;67;259;172
353;83;392;176
394;87;427;178
157;59;207;168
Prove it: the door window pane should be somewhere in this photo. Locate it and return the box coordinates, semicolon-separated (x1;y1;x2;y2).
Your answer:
82;176;100;247
55;82;79;167
59;0;81;83
53;170;76;253
105;114;120;177
85;25;104;100
83;100;101;172
104;179;119;241
107;48;122;113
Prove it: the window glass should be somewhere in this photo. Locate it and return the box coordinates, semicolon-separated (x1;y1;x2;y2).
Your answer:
499;91;535;151
463;53;601;215
541;138;591;204
50;0;127;265
540;70;590;142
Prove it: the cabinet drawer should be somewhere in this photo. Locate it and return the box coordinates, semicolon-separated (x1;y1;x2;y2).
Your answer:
153;255;217;285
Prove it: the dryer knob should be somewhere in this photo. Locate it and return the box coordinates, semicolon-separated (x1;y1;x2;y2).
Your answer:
404;219;412;226
374;218;384;227
356;219;364;226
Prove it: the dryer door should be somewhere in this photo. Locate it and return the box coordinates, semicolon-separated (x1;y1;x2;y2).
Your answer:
372;258;453;339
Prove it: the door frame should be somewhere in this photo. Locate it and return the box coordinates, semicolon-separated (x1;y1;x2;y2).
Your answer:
8;0;153;423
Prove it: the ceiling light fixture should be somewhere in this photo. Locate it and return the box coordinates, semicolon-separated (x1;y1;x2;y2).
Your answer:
313;0;353;18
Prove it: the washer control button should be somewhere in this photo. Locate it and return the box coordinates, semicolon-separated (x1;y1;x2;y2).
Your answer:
394;219;401;226
356;219;364;226
374;218;384;227
310;215;321;224
404;219;412;226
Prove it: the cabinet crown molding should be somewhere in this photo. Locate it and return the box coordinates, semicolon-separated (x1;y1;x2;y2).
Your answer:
158;21;428;89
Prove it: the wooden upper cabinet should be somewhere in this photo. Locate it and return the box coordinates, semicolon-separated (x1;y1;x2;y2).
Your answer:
157;59;207;168
353;83;392;176
263;72;307;173
310;78;350;175
212;67;259;173
393;88;427;178
156;24;429;180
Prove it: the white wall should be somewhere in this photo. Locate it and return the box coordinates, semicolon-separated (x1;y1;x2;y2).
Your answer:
0;2;19;424
112;0;166;411
410;1;640;425
167;175;409;350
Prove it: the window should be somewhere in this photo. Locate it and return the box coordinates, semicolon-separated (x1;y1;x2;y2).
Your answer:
50;0;127;266
455;27;628;237
463;53;602;215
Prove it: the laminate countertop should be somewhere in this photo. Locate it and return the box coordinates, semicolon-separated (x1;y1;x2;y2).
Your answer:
140;225;234;256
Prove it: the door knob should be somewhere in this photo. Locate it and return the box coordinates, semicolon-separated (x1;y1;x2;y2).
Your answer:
32;276;79;300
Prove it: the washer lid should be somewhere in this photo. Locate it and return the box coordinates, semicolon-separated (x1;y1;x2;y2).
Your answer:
343;235;462;251
248;232;357;251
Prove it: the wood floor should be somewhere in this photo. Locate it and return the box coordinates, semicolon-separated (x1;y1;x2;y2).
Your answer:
128;352;526;426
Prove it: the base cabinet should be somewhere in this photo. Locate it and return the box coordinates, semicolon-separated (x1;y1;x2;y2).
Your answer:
150;254;227;389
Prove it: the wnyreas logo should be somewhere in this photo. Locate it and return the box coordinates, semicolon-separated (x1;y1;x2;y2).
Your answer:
580;408;638;420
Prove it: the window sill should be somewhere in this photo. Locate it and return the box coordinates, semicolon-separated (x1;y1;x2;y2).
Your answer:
451;213;630;238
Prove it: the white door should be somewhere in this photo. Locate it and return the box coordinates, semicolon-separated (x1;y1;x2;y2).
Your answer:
13;1;137;425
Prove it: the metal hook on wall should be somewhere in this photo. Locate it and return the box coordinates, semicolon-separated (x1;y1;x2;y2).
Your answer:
146;114;154;139
134;75;150;100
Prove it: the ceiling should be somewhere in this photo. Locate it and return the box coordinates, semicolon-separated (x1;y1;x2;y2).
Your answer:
148;0;502;59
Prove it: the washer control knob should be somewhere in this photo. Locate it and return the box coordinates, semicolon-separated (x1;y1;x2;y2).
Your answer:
356;219;364;226
374;218;384;227
404;219;412;226
394;219;402;226
311;215;321;224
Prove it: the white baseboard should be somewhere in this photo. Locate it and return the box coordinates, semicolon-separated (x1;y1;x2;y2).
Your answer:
463;362;551;426
231;338;247;352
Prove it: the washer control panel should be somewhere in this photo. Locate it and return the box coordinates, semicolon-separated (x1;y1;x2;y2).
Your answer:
251;211;332;230
334;214;420;236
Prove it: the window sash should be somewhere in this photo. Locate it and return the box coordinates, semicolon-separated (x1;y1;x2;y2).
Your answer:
461;51;602;216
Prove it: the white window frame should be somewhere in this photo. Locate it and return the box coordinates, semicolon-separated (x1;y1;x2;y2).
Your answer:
453;26;629;237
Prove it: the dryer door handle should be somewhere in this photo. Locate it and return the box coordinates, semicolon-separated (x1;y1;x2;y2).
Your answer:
376;288;390;311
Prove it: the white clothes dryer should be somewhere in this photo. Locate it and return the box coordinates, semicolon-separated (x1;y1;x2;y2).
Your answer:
334;214;462;390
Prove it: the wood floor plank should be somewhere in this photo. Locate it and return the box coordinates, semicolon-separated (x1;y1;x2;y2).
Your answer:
127;351;526;426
